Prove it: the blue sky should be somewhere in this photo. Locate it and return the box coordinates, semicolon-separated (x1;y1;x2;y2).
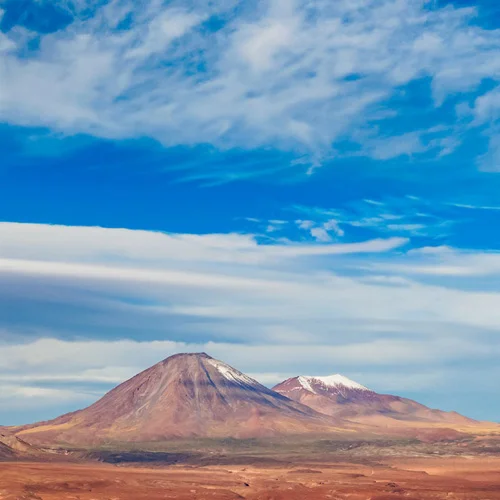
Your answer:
1;0;500;425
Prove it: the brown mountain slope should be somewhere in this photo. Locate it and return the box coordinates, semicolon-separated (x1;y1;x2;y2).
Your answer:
16;353;337;446
0;439;15;460
272;374;487;438
0;429;44;460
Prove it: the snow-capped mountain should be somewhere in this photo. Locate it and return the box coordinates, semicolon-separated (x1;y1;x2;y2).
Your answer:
16;353;334;445
273;374;477;429
295;375;370;397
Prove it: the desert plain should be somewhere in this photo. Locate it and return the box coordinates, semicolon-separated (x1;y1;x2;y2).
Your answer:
3;439;500;500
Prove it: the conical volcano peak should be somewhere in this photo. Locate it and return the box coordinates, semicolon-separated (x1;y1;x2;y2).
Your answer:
161;352;213;362
157;353;258;388
17;352;331;444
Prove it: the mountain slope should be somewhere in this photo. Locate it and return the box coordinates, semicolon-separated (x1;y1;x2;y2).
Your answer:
0;429;44;460
17;353;336;445
0;439;15;460
273;374;478;433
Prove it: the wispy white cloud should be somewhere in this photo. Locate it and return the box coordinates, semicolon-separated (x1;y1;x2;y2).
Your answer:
378;246;500;278
2;222;500;335
1;0;500;173
0;383;100;410
0;222;500;339
304;219;345;242
446;202;500;211
292;196;453;239
309;227;332;242
0;222;406;266
363;132;426;161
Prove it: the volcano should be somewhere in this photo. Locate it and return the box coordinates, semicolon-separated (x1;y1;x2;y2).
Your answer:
17;353;334;446
273;374;477;435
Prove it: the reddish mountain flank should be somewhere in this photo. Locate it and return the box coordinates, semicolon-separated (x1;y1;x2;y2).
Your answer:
17;353;335;446
273;374;481;439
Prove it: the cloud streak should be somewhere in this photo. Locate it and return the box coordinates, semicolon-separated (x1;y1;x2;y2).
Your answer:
1;222;499;335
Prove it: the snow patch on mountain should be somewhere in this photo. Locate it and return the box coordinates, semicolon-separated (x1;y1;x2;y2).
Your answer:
297;376;317;393
311;374;369;391
296;374;370;394
206;358;258;387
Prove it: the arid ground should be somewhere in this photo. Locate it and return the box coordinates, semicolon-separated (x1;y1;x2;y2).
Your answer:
2;454;500;500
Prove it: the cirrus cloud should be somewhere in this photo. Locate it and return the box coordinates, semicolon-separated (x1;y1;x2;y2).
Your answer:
1;0;500;173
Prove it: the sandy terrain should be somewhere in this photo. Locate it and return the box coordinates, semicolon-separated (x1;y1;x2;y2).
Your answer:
2;456;500;500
